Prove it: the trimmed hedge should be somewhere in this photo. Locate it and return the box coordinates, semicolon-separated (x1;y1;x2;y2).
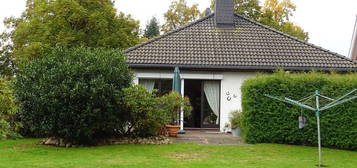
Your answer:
14;47;133;145
241;71;357;150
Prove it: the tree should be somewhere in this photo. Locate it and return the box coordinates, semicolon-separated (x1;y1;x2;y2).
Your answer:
210;0;261;20
210;0;308;41
259;0;308;40
0;38;15;78
162;0;201;33
0;78;20;139
14;47;133;144
143;17;160;39
0;0;141;73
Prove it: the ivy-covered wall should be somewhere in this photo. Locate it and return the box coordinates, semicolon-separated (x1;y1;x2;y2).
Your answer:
241;71;357;150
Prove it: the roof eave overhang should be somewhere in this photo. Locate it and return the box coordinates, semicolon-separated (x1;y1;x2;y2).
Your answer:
128;64;357;72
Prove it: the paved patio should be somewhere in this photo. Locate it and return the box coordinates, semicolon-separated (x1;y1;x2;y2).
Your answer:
170;131;245;145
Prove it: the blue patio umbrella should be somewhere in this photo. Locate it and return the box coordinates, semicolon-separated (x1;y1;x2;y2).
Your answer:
172;67;181;94
172;67;185;134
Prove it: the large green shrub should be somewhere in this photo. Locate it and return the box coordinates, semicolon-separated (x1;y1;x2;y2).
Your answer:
122;85;168;137
158;91;192;125
0;78;20;139
241;71;357;150
13;47;133;145
122;86;192;137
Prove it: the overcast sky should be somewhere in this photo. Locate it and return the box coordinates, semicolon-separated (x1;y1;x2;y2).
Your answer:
1;0;356;57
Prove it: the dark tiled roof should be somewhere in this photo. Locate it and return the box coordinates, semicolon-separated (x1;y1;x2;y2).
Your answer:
125;14;357;71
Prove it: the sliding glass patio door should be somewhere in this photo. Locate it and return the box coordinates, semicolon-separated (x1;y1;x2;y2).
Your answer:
184;80;220;128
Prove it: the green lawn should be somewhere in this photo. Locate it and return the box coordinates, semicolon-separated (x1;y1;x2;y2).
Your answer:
0;139;356;168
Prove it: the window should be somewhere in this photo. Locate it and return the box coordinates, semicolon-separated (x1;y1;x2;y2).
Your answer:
139;79;173;96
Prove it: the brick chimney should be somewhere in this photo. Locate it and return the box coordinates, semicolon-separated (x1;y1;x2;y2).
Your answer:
215;0;234;28
205;8;212;16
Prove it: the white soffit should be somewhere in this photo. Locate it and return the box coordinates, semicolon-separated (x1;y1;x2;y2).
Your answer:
135;72;223;80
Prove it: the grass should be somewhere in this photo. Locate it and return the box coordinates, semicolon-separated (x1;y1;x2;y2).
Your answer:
0;139;356;168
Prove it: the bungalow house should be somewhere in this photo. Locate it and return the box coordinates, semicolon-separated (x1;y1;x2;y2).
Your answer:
124;0;357;132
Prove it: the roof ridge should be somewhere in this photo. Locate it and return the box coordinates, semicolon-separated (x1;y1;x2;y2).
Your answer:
233;13;357;65
124;14;214;54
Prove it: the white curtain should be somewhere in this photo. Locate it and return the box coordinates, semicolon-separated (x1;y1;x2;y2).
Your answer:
139;79;155;93
203;81;220;124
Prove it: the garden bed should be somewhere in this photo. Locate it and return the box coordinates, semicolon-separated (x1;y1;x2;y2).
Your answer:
38;136;172;147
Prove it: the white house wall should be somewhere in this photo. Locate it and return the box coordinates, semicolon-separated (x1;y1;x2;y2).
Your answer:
132;69;257;132
219;72;256;131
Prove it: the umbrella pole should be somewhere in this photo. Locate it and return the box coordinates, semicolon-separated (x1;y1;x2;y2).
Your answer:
178;107;185;134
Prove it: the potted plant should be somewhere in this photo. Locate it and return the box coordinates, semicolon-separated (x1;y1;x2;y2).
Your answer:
230;110;242;137
159;92;192;137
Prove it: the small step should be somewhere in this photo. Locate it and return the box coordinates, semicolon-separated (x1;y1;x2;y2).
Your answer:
184;128;220;133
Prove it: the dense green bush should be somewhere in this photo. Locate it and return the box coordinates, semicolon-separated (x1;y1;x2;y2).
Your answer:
122;86;192;137
0;78;20;139
13;47;133;145
122;85;168;137
241;71;357;150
